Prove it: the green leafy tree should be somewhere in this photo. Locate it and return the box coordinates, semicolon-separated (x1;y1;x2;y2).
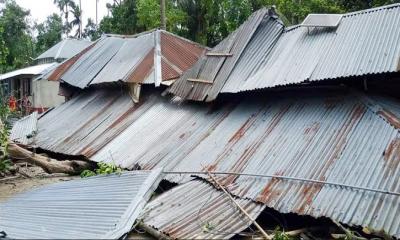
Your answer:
53;0;76;35
82;18;101;40
69;1;82;38
136;0;187;33
0;25;9;73
99;0;138;34
0;0;35;71
35;14;63;55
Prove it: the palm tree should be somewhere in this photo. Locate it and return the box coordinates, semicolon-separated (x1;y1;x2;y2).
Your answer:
69;2;82;38
53;0;73;36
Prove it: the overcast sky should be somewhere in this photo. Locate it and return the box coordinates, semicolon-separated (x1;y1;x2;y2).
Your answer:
16;0;113;28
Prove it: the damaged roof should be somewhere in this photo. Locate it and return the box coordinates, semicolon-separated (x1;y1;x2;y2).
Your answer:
10;111;38;145
45;30;206;88
140;180;265;239
169;4;400;101
0;170;162;239
16;86;400;237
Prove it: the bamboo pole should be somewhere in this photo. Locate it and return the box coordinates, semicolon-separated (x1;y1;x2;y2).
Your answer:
206;170;272;240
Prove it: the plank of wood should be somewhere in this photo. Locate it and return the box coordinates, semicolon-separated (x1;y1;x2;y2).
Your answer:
187;78;214;84
206;52;233;57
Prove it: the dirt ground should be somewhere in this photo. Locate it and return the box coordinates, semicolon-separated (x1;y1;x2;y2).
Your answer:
0;165;77;202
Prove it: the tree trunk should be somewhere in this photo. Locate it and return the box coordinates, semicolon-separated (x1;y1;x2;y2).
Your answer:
8;143;96;175
160;0;166;30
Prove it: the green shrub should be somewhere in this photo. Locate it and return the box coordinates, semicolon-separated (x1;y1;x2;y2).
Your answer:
80;162;122;178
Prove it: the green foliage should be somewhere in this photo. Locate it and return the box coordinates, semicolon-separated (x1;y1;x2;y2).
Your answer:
273;227;293;240
99;0;138;35
35;14;63;54
82;18;101;41
80;169;97;178
0;91;10;175
68;1;82;38
95;162;122;175
0;0;34;72
0;25;8;70
53;0;74;35
202;221;215;233
136;0;187;33
80;162;122;178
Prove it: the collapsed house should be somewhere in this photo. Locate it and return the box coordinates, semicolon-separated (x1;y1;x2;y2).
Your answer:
4;3;400;239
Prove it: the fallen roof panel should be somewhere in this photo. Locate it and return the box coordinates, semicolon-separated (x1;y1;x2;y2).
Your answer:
0;170;163;239
141;180;265;239
92;89;400;237
17;87;400;237
10;111;38;145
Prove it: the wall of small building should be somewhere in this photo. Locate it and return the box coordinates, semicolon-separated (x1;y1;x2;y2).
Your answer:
32;79;65;110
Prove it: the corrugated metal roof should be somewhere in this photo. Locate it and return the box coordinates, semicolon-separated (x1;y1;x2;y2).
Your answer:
33;88;146;156
141;180;265;239
46;30;205;89
91;88;399;237
36;39;93;61
10;112;38;145
169;8;282;101
0;63;57;81
0;170;163;239
19;87;400;237
170;4;400;101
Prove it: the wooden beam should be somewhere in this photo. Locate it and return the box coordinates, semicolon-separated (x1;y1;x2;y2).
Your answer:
206;52;233;57
187;78;214;84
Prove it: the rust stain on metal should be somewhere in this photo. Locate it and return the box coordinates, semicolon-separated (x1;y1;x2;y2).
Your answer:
223;104;292;186
324;96;343;109
296;178;325;214
257;170;285;202
63;95;119;145
161;59;180;81
383;138;400;178
126;48;154;83
377;109;400;129
161;32;204;73
304;122;320;135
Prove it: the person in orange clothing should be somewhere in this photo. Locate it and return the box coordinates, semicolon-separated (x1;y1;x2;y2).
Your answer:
8;95;16;111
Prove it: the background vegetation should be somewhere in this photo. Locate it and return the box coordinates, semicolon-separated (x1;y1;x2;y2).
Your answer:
0;0;399;73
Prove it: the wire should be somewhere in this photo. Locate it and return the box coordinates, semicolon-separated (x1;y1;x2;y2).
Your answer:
163;171;400;196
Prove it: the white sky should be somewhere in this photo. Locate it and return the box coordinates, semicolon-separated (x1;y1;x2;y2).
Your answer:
16;0;113;28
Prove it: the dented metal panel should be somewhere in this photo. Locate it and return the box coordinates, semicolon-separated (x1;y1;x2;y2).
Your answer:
88;89;400;237
28;86;400;237
36;39;92;61
141;180;265;239
0;170;163;239
10;112;38;145
34;88;140;156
